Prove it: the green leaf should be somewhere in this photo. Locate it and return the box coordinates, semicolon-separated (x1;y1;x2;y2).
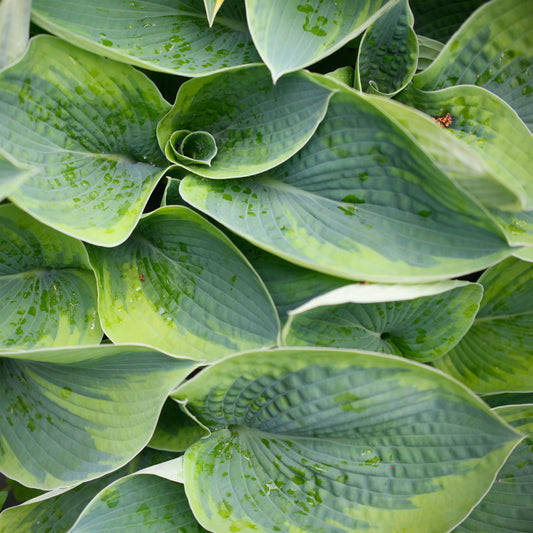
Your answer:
0;204;102;350
240;243;351;325
282;281;483;362
0;492;6;512
413;0;533;132
148;398;208;452
369;94;524;211
397;83;533;216
0;345;197;489
0;35;170;246
433;257;533;394
0;155;38;203
165;130;218;167
70;473;206;532
204;0;225;27
180;89;512;282
455;404;532;533
356;0;418;96
0;0;31;70
31;0;260;77
0;448;178;533
157;66;333;178
87;206;280;362
245;0;398;81
416;35;443;73
173;348;522;533
410;0;487;43
482;392;533;408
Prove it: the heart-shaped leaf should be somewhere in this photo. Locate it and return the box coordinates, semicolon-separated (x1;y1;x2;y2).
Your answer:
413;0;533;132
0;204;102;350
0;448;178;533
0;345;196;489
397;83;533;218
356;0;418;96
0;156;37;202
0;35;170;246
173;348;522;533
180;89;512;282
433;257;533;393
31;0;260;77
245;0;398;81
87;206;280;362
282;280;482;362
0;0;30;70
455;404;533;533
157;66;334;178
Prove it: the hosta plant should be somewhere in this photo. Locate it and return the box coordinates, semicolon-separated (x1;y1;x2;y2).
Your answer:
0;0;532;531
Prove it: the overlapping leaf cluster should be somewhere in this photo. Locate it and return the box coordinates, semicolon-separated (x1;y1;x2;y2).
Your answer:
0;0;532;531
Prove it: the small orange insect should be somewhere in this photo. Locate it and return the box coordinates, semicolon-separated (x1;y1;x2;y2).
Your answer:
433;112;452;127
139;273;145;282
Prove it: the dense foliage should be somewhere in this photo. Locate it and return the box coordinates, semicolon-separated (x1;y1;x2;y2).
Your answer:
0;0;532;531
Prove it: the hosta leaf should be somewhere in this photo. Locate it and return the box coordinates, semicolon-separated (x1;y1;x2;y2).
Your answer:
356;0;418;96
483;392;533;408
157;66;333;178
456;404;533;533
413;0;533;131
31;0;260;76
0;155;38;202
148;398;208;452
410;0;486;43
204;0;225;27
282;280;482;362
0;0;31;70
0;448;178;533
180;89;512;282
369;94;524;211
87;206;280;362
0;35;170;246
70;474;206;532
397;83;533;217
0;204;102;350
173;348;522;533
416;35;443;73
0;345;196;489
245;0;398;81
434;257;533;393
240;242;351;324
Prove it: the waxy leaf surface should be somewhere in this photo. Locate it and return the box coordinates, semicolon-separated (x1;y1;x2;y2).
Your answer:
0;35;170;246
356;0;418;96
31;0;259;76
245;0;398;81
414;0;533;132
282;280;482;362
0;448;178;533
0;345;196;489
181;89;512;282
0;204;102;350
157;66;333;178
456;404;533;533
174;348;522;533
88;206;279;362
70;474;206;532
0;155;37;203
434;257;533;393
